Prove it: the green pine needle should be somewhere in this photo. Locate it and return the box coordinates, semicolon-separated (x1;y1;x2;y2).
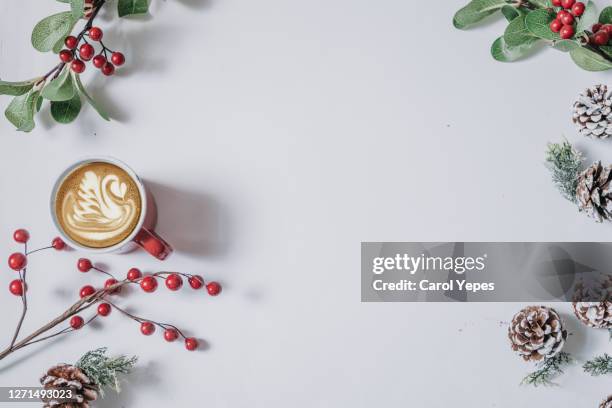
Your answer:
75;348;137;396
521;352;572;387
584;354;612;376
545;141;583;203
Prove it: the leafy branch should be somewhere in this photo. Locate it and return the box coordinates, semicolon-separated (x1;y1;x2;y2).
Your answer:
584;353;612;376
0;0;150;132
521;352;573;386
454;0;612;71
545;140;584;203
76;348;137;396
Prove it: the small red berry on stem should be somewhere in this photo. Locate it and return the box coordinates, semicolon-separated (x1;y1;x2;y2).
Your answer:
561;0;575;9
602;24;612;35
9;279;24;296
185;337;198;351
79;43;95;61
593;23;603;32
97;303;112;316
104;278;121;294
188;275;204;290
13;229;29;244
165;274;183;291
60;50;74;63
52;237;66;250
560;25;575;39
559;12;574;25
111;52;125;66
572;2;585;16
550;19;563;33
65;36;78;49
79;285;95;298
101;62;115;76
71;59;86;73
77;258;92;272
593;30;610;45
164;328;179;342
557;10;570;20
552;0;562;6
70;315;84;329
88;27;103;41
140;276;158;293
8;253;27;271
93;55;106;68
206;282;221;296
140;321;155;335
127;268;142;281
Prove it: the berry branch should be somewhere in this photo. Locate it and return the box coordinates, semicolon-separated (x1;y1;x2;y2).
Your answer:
1;0;151;131
0;229;222;363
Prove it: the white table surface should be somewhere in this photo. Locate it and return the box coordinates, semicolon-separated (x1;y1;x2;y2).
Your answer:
0;0;611;406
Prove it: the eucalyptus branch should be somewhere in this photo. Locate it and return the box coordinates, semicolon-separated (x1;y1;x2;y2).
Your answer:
521;352;573;387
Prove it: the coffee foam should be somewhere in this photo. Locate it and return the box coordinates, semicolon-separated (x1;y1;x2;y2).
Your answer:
54;162;142;248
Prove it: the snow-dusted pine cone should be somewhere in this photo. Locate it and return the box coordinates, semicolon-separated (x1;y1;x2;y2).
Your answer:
508;306;567;362
40;363;98;408
573;302;612;328
600;395;612;408
576;161;612;222
573;84;612;139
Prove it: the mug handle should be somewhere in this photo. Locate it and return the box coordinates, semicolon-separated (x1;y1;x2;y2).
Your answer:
133;228;173;260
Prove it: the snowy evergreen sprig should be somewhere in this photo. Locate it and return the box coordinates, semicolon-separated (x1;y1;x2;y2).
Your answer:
76;347;137;396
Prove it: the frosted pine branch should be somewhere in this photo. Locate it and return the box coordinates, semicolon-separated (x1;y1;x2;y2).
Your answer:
545;141;583;203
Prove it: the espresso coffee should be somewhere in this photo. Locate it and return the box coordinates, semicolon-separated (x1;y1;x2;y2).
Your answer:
54;161;142;248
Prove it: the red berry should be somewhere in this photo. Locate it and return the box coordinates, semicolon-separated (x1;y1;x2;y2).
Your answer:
92;55;106;68
164;328;179;342
206;281;221;296
104;278;121;294
560;12;574;25
70;315;84;329
97;302;111;316
140;276;158;293
572;2;585;16
140;321;155;335
71;59;86;73
77;258;92;272
52;237;66;250
593;23;604;32
185;337;198;351
552;0;562;6
188;275;204;290
165;273;183;291
557;10;570;20
65;36;78;49
60;50;73;63
550;19;563;33
79;43;94;61
127;268;142;281
593;30;610;45
602;24;612;35
101;62;115;76
560;24;575;39
13;229;29;244
8;253;27;271
561;0;575;9
79;285;95;298
88;27;103;41
9;279;24;296
111;52;125;66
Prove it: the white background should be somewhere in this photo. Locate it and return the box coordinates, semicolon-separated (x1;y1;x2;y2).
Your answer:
0;0;611;406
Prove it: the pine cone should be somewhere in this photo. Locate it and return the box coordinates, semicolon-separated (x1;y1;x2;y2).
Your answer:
508;306;567;362
573;276;612;329
601;395;612;408
573;84;612;139
576;161;612;222
40;363;98;408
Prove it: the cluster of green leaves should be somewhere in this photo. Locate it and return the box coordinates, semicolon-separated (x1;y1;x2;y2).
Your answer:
545;140;583;203
454;0;612;71
76;348;138;396
0;0;150;132
521;352;573;387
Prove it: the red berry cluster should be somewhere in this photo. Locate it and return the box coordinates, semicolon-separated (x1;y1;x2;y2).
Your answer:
549;0;585;39
590;23;612;46
60;27;125;76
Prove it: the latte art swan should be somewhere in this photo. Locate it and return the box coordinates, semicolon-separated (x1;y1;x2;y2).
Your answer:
56;163;142;248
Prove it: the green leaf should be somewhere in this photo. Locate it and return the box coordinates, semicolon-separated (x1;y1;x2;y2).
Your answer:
600;7;612;24
453;0;506;29
501;5;521;22
52;37;65;54
70;0;84;19
41;67;75;101
36;95;43;112
51;93;81;123
0;79;37;96
74;73;110;121
117;0;149;17
491;36;539;62
5;90;40;132
553;39;579;52
577;1;598;34
31;12;76;52
528;0;552;7
525;9;559;40
600;45;612;58
505;14;537;46
56;0;70;3
570;46;612;71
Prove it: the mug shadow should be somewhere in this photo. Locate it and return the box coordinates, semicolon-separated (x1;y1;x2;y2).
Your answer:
144;181;232;258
